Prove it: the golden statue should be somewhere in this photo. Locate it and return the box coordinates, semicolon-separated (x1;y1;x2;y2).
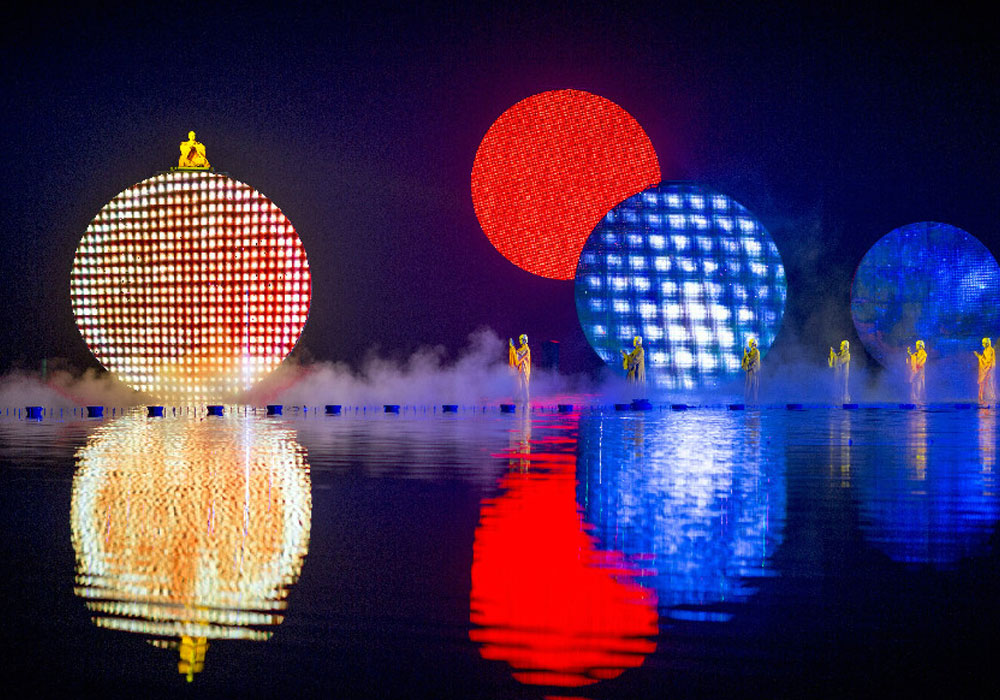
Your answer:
509;334;531;403
178;131;210;169
906;340;927;403
741;338;761;404
828;340;851;403
621;335;646;385
975;337;996;404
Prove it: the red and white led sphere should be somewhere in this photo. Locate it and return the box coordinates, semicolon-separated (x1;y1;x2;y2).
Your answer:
71;171;311;402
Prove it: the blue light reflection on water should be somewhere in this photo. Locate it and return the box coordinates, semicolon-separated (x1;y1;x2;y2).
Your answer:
576;410;786;613
852;407;1000;566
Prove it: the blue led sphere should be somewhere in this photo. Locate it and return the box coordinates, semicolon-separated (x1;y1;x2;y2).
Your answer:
574;183;787;390
850;222;1000;368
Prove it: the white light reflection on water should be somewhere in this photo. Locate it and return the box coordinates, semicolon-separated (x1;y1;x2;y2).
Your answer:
71;413;311;678
577;410;786;616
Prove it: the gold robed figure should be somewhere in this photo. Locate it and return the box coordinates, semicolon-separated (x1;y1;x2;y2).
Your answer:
178;131;210;169
975;338;996;404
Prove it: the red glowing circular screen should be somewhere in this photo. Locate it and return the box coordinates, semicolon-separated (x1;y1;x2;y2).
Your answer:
471;89;661;280
71;171;311;402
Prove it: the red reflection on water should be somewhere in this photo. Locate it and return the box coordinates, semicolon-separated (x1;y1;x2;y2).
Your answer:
470;414;658;688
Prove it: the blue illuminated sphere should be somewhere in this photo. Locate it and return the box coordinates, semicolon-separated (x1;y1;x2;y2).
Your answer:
850;222;1000;368
574;183;787;390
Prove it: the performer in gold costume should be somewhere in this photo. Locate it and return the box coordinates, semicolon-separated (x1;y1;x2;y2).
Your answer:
741;338;761;404
906;340;927;403
828;340;851;403
975;337;995;404
178;131;210;169
509;334;531;403
621;335;645;385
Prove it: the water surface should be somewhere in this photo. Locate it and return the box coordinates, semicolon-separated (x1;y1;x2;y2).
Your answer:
2;404;998;697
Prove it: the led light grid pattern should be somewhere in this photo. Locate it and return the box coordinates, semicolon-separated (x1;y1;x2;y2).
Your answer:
71;171;311;402
850;222;1000;368
72;415;312;641
471;89;661;280
575;183;787;390
577;413;785;607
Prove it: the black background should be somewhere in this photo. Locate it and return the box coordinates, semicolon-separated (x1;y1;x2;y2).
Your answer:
2;2;996;375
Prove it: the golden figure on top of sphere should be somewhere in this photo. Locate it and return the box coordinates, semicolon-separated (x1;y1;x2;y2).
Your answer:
178;131;210;169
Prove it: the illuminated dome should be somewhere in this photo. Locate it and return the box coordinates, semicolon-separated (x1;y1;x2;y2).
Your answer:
575;183;787;390
72;414;312;643
471;89;661;280
71;170;311;402
850;221;1000;368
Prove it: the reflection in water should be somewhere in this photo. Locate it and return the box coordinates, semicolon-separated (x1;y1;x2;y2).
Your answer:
828;409;852;489
71;414;311;680
907;410;928;483
578;412;786;612
470;412;658;689
859;409;1000;566
980;409;996;497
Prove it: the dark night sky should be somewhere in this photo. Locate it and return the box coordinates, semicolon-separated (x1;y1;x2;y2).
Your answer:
2;2;997;375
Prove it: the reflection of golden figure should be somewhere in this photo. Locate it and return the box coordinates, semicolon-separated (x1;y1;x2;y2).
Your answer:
178;130;210;169
905;409;927;482
509;334;531;403
974;338;995;404
828;340;851;403
979;408;996;497
828;409;852;489
71;415;311;680
509;409;532;472
741;338;761;404
906;340;927;403
178;635;208;682
620;336;645;385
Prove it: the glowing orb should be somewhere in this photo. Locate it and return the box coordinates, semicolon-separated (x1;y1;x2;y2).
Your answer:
575;183;787;390
470;415;657;688
850;221;1000;368
71;414;312;642
471;89;661;280
70;171;311;402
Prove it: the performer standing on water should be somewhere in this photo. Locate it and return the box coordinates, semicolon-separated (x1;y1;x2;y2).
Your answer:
906;340;927;403
829;340;851;403
974;337;995;404
742;338;761;405
621;336;645;385
509;334;531;403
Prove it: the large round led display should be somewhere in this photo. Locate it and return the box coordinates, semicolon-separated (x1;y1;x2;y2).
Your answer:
471;89;661;280
71;171;311;402
575;183;787;390
850;221;1000;368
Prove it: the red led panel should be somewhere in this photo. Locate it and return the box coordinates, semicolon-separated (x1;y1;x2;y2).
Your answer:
471;89;661;280
71;171;311;402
